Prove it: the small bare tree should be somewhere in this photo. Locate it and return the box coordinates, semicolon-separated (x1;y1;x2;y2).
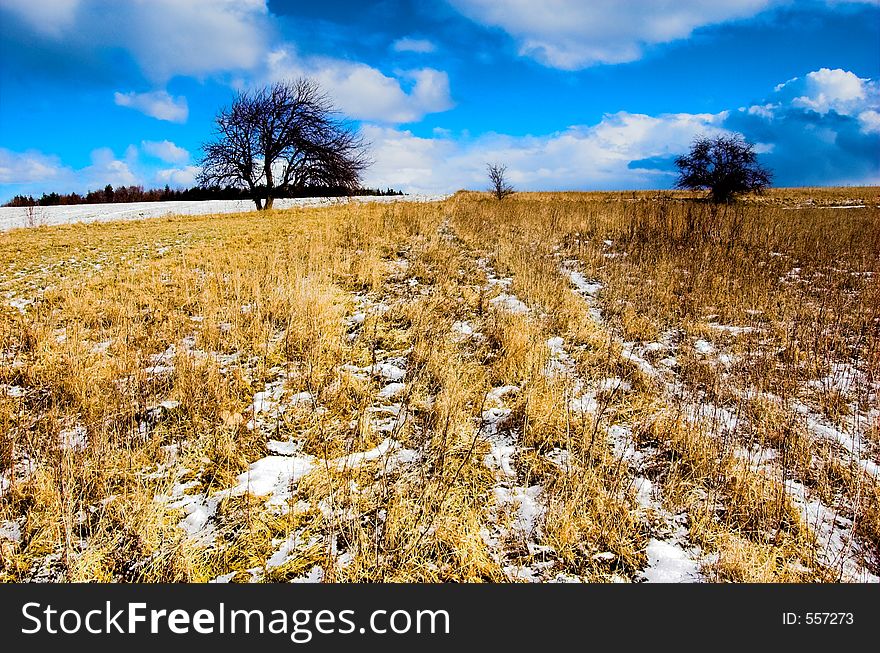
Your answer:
198;78;370;210
24;204;44;228
487;163;515;200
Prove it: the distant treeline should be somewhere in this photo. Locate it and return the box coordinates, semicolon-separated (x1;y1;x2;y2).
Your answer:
3;184;405;207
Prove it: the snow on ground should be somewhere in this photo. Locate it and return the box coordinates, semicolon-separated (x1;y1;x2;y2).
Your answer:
0;520;22;543
643;538;703;583
489;293;530;314
562;257;706;583
329;437;417;472
0;194;451;232
230;455;315;507
784;479;880;583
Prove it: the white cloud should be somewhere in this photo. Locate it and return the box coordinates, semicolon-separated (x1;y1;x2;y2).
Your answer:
116;0;270;82
365;66;879;192
141;140;190;164
448;1;880;70
0;148;70;184
4;2;456;125
392;37;437;54
0;146;142;192
0;144;202;195
0;0;78;36
84;147;138;187
156;166;201;187
361;110;728;193
2;0;271;82
757;69;880;136
266;48;453;123
114;91;189;123
745;103;778;119
858;110;880;134
778;68;877;115
448;0;776;69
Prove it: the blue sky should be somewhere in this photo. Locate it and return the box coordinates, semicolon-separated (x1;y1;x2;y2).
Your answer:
0;0;878;201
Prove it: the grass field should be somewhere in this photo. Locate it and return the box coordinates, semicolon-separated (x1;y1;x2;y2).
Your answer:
0;188;878;583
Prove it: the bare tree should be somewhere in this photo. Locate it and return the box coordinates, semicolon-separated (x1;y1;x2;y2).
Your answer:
487;163;515;200
198;78;370;210
675;134;772;204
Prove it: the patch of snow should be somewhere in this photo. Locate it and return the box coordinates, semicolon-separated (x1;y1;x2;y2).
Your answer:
252;382;285;415
231;455;315;506
378;382;406;399
685;403;740;436
451;320;473;337
291;566;324;583
785;480;879;582
643;538;703;583
489;293;529;314
485;443;518;478
267;440;303;456
487;276;513;288
694;339;715;355
598;377;632;393
481;407;511;437
59;424;88;451
546;336;565;354
545;448;571;470
0;520;22;543
289;391;313;405
504;565;541;582
621;346;658;378
566;270;602;296
569;393;598;414
487;385;519;403
709;324;756;335
329;437;416;471
155;481;220;545
494;485;544;538
2;385;25;398
266;531;321;569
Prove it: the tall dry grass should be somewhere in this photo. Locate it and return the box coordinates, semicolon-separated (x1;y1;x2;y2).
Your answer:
1;189;877;583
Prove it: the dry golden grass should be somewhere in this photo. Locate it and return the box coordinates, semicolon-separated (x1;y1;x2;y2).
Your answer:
0;189;877;583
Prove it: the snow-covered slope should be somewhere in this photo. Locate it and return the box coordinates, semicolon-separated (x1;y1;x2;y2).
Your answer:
0;194;451;232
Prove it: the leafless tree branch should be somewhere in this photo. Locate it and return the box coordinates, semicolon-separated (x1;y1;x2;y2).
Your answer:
198;78;370;211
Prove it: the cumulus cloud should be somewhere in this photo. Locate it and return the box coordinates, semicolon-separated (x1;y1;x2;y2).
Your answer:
0;148;70;184
392;37;437;54
114;91;189;123
361;66;879;192
3;2;457;128
447;0;776;69
141;140;190;164
361;111;728;193
0;146;146;196
774;68;878;116
858;110;880;135
266;48;453;123
82;147;139;187
727;68;880;186
156;166;201;187
1;0;271;82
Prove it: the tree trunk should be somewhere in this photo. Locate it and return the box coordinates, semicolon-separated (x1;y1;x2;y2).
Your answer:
252;197;263;210
263;160;274;211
